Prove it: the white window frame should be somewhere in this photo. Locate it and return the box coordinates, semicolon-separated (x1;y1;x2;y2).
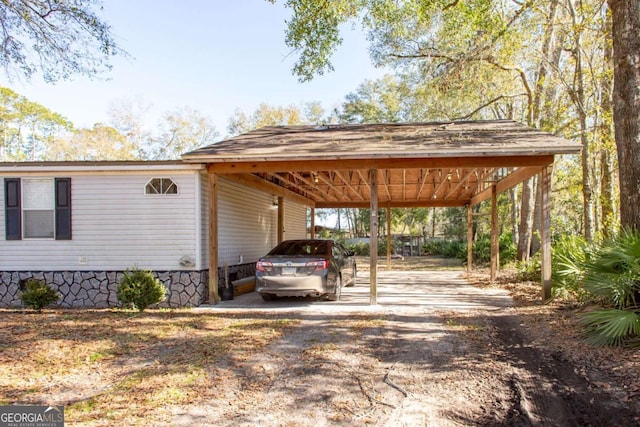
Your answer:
22;177;55;240
145;177;179;195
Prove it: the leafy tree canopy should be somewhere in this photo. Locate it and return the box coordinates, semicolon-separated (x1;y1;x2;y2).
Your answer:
0;0;125;82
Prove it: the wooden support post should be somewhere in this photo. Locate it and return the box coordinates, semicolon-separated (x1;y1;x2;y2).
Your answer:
386;205;392;270
277;196;284;244
490;184;499;283
208;171;219;304
369;169;378;305
541;165;553;300
467;204;473;272
310;207;315;238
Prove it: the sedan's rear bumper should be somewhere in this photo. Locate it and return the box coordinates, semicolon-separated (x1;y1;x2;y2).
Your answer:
256;275;329;297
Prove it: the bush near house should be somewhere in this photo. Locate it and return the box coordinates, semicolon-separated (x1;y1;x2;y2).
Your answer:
19;279;59;311
117;268;167;312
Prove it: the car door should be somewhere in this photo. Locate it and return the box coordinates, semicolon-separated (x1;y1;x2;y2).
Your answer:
334;242;354;285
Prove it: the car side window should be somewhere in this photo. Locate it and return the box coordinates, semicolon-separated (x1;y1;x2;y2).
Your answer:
332;246;342;258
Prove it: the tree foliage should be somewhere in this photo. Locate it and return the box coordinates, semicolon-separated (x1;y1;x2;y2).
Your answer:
226;102;328;136
276;0;620;248
47;123;136;161
0;0;125;82
0;86;72;160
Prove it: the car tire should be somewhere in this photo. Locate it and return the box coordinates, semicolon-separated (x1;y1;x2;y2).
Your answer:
327;275;341;301
261;293;276;301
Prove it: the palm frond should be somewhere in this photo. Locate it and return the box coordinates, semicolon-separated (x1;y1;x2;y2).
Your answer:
580;309;640;347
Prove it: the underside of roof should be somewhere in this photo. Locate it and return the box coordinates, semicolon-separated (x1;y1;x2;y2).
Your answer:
183;120;581;208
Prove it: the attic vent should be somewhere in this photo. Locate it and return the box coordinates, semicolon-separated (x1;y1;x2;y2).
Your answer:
145;178;178;195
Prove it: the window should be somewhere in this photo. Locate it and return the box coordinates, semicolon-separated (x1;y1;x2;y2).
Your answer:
145;178;178;195
4;177;71;240
23;178;55;238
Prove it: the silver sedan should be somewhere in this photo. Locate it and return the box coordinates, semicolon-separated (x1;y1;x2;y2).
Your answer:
255;239;356;301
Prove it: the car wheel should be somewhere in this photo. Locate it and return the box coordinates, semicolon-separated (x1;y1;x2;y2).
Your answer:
327;275;341;301
261;293;276;301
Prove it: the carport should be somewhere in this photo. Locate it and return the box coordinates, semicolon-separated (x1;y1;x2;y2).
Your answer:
182;120;581;304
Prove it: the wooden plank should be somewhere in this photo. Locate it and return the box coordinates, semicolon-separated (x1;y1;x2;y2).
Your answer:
490;184;498;283
470;166;544;206
206;155;556;174
232;276;255;296
277;196;284;244
387;205;392;270
467;205;473;272
541;165;553;300
315;199;468;209
310;207;315;238
208;171;219;304
221;172;315;207
369;169;378;305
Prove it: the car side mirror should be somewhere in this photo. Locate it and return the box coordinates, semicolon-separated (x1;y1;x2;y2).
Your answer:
346;250;355;257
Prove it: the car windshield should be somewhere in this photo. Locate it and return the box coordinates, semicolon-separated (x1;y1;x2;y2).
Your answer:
269;241;329;256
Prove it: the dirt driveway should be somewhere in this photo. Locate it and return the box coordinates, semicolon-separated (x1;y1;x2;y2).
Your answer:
188;271;639;426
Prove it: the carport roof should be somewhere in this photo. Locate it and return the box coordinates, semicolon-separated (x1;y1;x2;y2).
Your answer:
182;120;581;208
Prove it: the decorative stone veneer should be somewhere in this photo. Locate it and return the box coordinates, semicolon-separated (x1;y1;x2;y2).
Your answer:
0;270;209;308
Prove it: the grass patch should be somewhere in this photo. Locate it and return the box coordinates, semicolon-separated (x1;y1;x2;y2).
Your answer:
0;308;296;425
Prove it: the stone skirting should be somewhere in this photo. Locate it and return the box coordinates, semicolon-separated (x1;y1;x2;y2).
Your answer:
0;270;209;308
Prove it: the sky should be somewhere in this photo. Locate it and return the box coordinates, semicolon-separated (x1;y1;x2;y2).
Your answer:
6;0;387;138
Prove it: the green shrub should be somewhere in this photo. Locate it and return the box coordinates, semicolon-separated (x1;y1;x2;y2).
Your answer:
499;233;517;265
551;234;590;301
117;268;167;312
20;279;59;311
516;254;541;282
348;242;370;256
579;228;640;346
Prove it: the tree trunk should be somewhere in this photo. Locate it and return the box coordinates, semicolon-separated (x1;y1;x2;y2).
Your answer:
517;0;559;261
517;177;535;261
565;0;596;241
608;0;640;230
599;11;617;236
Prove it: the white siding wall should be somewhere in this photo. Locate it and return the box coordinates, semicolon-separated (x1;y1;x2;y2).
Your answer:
199;171;209;269
0;171;199;271
284;200;308;240
0;170;310;272
217;176;277;266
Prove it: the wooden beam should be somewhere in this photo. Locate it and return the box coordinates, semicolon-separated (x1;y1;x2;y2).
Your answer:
310;207;315;238
416;168;431;199
206;155;556;174
208;171;219;304
490;184;498;283
313;171;349;201
369;169;378;305
386;205;392;270
268;172;326;202
470;166;544;206
335;170;366;201
221;172;315;207
277;196;284;244
315;199;468;209
541;165;553;300
467;204;473;273
445;168;475;200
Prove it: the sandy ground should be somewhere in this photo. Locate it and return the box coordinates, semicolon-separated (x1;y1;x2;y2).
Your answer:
183;270;639;426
